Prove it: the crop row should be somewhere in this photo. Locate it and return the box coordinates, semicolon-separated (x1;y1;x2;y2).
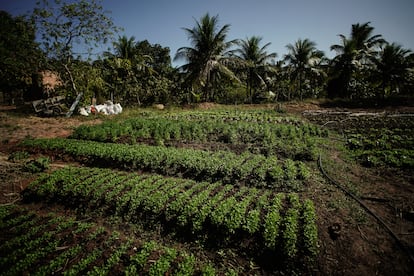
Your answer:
161;109;304;124
21;138;310;190
24;166;319;259
70;117;326;159
0;206;227;275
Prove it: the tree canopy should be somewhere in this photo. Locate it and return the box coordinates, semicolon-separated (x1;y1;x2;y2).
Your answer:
1;5;413;107
31;0;119;101
175;13;238;102
284;38;325;100
0;11;44;102
328;22;386;99
234;36;277;102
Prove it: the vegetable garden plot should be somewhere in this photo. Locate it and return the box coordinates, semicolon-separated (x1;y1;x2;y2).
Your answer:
70;115;327;160
23;166;318;261
21;138;311;190
0;206;227;275
346;128;414;169
304;112;414;169
340;116;414;169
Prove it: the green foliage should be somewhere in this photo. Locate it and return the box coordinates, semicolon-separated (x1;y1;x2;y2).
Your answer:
233;36;277;103
129;241;157;270
242;191;270;234
8;151;30;162
32;0;118;61
23;156;50;173
0;11;44;102
302;199;318;257
190;185;233;231
200;263;217;276
63;249;102;276
175;13;238;102
282;193;300;258
263;193;285;248
373;43;413;98
13;107;323;273
174;253;196;276
243;209;261;234
22;138;309;189
346;128;414;169
284;38;325;100
23;166;318;261
88;241;132;275
35;245;82;275
102;37;173;106
328;22;387;99
31;0;119;97
177;182;221;228
71;61;108;106
224;187;259;233
148;247;177;276
71;115;325;161
210;191;239;227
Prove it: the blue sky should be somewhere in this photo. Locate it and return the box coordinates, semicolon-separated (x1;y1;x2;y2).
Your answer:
2;0;414;67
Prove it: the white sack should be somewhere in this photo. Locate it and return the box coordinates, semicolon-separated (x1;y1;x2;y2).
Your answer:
79;107;89;116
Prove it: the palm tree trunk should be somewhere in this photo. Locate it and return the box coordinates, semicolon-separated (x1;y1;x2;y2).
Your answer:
248;69;253;103
299;72;303;101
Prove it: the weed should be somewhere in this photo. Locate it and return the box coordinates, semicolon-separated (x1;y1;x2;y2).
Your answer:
8;151;30;162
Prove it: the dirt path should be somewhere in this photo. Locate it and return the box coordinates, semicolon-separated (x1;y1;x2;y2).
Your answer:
0;107;101;204
0;110;101;145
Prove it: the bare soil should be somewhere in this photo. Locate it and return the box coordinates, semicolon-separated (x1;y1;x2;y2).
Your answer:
0;103;413;275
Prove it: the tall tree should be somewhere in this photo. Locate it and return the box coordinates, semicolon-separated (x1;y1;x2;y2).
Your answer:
372;43;413;98
328;22;385;98
135;40;172;75
103;36;175;106
0;11;44;103
234;36;277;102
174;13;238;102
284;38;324;100
350;22;385;53
31;0;119;99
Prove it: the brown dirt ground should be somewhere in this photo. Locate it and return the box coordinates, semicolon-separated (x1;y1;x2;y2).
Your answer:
0;103;413;275
0;106;101;202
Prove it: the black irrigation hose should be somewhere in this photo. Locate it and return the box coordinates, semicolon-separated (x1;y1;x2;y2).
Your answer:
318;153;414;265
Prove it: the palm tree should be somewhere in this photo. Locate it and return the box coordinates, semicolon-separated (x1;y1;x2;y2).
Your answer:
329;35;358;98
373;43;413;98
284;38;324;100
174;13;238;102
234;36;277;102
113;35;137;60
350;22;385;53
328;22;385;98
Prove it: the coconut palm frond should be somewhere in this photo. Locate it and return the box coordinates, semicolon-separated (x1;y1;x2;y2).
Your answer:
174;13;238;101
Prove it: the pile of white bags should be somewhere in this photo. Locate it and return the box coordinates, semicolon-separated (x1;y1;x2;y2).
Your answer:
79;101;123;116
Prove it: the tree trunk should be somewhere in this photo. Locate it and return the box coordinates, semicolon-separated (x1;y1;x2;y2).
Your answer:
63;63;78;94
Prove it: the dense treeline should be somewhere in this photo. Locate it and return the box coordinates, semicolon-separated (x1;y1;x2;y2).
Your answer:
1;0;413;106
